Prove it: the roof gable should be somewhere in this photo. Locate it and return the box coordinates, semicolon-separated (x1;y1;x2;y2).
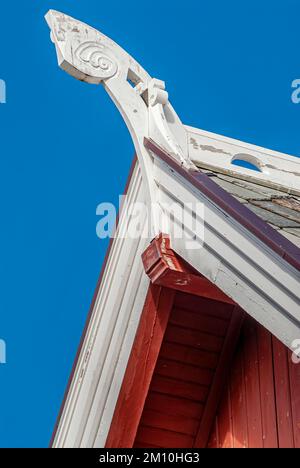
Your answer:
46;11;300;448
187;125;300;196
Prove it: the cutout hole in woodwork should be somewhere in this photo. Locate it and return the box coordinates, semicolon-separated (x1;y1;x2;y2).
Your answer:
231;153;262;172
127;68;141;88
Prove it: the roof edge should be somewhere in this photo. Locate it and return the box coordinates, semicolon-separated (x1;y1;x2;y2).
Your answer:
145;138;300;272
49;156;138;447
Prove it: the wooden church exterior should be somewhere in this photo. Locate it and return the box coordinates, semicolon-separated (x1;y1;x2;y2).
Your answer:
46;10;300;448
103;235;300;449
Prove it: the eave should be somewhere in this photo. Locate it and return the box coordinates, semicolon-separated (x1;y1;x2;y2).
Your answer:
145;138;300;349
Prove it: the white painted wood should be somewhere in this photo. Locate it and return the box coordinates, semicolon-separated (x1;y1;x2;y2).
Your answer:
280;230;300;248
53;153;300;448
52;164;150;448
45;9;195;221
186;126;300;196
46;10;300;199
152;155;300;349
46;11;300;449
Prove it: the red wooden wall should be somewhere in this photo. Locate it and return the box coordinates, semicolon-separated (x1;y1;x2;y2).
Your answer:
133;292;239;448
107;286;300;449
208;316;300;448
106;232;300;449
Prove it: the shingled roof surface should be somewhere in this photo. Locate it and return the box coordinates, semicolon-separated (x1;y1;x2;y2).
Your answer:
198;168;300;248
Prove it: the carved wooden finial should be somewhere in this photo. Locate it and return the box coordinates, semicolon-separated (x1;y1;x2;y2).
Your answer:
45;10;119;84
45;9;194;184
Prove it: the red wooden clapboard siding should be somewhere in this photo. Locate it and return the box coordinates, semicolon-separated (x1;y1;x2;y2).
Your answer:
133;292;240;448
105;284;175;448
208;316;300;448
106;234;300;449
106;236;243;449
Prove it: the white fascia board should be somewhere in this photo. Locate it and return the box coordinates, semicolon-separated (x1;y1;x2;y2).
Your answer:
52;164;150;448
186;125;300;195
152;155;300;350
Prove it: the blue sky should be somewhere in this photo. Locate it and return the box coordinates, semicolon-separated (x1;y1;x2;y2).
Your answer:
0;0;299;447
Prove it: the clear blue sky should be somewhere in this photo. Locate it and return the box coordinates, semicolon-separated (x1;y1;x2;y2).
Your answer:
0;0;299;447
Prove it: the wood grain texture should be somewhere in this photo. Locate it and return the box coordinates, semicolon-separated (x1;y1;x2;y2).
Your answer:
133;292;240;448
272;337;294;448
107;236;300;449
243;320;263;448
208;317;300;448
193;306;245;448
288;352;300;447
142;233;235;304
257;326;278;448
105;284;175;448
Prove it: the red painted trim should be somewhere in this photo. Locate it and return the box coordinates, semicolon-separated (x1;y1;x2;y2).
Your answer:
105;285;175;448
144;138;300;272
142;233;235;305
106;235;243;448
49;156;138;447
193;306;245;448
